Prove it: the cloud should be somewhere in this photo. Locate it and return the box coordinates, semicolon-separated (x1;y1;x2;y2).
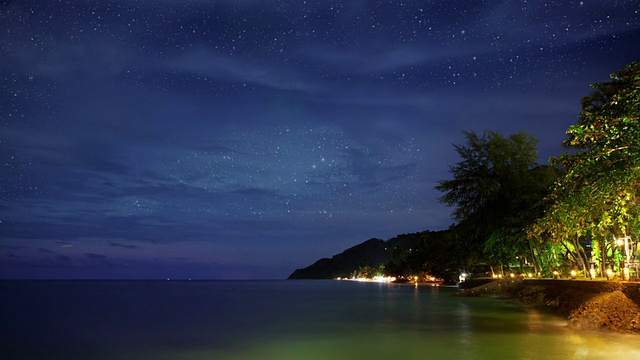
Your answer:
230;187;280;198
3;127;132;178
192;144;245;155
482;1;640;46
159;47;447;108
5;38;136;82
167;48;320;93
109;242;139;249
308;43;483;74
1;217;191;243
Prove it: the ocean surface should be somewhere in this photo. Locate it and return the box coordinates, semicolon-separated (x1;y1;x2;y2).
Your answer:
1;280;639;360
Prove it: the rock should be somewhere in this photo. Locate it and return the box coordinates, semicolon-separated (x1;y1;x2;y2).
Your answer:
454;279;640;334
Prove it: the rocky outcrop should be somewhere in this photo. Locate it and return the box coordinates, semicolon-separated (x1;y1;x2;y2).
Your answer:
454;279;640;333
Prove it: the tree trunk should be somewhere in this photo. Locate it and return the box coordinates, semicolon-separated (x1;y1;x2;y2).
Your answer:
571;237;589;277
527;238;541;274
601;240;608;277
560;241;586;276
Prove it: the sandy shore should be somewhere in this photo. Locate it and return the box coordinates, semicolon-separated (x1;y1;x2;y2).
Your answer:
454;278;640;334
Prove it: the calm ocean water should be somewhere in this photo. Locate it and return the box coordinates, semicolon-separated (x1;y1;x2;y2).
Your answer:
1;280;639;360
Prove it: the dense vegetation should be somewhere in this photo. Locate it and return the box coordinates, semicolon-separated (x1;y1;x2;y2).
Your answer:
288;238;391;279
290;61;640;283
528;61;640;279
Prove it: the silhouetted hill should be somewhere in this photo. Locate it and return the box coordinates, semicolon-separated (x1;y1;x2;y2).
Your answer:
287;238;391;279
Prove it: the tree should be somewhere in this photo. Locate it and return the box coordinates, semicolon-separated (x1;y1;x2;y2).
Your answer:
529;61;640;276
436;131;538;222
386;229;470;283
561;61;640;233
436;130;552;273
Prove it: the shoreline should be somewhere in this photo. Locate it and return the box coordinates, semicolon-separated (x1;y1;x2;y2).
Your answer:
454;278;640;334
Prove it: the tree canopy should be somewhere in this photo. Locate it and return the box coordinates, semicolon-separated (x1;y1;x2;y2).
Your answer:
436;130;539;222
531;62;640;242
436;130;556;273
526;61;640;277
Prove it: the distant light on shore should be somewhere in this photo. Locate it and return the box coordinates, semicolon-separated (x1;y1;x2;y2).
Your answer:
335;276;397;283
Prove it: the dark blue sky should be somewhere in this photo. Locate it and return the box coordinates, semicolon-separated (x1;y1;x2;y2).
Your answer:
1;0;638;279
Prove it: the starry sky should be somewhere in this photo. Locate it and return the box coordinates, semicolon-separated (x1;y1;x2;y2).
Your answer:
1;1;639;279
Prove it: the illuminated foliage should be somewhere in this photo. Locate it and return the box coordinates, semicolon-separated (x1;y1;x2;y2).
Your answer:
529;61;640;274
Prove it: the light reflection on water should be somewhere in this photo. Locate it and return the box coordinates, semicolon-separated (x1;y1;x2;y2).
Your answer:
135;281;639;360
150;330;640;360
3;280;640;360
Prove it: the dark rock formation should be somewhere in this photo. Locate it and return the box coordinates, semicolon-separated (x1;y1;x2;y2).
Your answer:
455;279;640;333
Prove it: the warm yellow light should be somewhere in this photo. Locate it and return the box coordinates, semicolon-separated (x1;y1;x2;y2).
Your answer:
589;268;596;279
570;270;577;279
509;273;515;278
606;269;614;280
527;273;533;278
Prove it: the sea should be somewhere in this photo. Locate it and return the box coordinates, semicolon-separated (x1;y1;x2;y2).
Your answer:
1;280;639;360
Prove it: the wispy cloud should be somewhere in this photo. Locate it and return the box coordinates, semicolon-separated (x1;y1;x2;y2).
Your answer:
109;242;139;249
167;48;320;93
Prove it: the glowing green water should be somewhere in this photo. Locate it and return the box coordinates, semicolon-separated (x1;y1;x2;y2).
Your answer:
2;280;639;359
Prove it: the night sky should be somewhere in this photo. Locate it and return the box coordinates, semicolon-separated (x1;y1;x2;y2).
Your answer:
2;1;639;279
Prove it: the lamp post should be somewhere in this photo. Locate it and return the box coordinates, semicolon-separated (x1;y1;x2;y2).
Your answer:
616;235;632;280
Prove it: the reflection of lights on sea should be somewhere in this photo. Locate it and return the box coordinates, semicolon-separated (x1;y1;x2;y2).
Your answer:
336;275;442;284
335;276;397;283
564;332;640;359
